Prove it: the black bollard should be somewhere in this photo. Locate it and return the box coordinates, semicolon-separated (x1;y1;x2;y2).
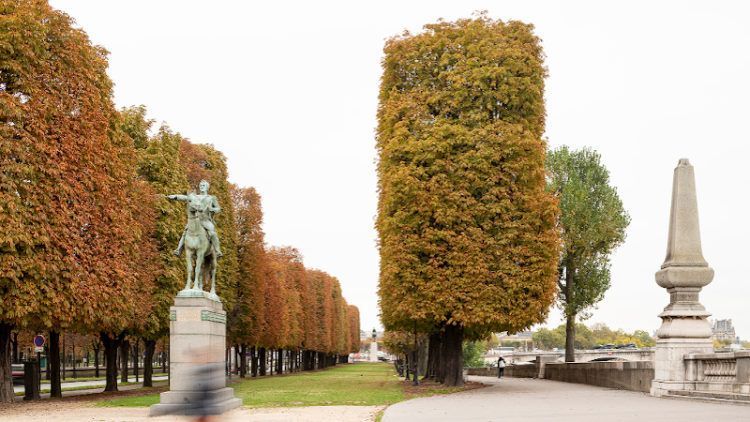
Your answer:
23;360;41;400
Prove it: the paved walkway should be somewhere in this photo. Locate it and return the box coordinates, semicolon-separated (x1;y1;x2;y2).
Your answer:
383;376;749;422
0;403;383;422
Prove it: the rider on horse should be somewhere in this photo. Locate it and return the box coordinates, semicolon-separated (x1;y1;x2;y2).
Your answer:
168;179;223;258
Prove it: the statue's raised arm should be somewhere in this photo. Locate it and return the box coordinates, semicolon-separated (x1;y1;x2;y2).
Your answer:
167;194;190;202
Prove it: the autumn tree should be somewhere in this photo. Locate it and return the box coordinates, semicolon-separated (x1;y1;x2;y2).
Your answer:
229;185;266;377
0;0;157;398
347;305;361;355
122;107;189;386
376;16;559;386
546;146;629;362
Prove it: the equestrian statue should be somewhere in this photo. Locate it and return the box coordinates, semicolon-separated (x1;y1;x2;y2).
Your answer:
167;179;223;298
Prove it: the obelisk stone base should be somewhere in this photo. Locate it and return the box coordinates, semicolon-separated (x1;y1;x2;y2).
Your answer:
651;338;713;396
369;342;379;362
150;292;241;416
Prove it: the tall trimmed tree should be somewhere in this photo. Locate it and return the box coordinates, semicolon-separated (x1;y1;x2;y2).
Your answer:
376;16;559;386
229;185;266;376
122;109;189;386
546;146;629;362
0;0;157;398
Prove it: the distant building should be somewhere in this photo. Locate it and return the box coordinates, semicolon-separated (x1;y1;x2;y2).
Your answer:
711;319;736;342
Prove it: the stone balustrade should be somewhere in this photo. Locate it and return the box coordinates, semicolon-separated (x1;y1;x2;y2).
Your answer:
683;351;750;394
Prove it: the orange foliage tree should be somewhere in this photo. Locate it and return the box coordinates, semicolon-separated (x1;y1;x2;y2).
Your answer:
229;185;266;377
376;16;560;386
0;0;157;398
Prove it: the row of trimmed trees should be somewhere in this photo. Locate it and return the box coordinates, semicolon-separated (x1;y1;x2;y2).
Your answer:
0;1;358;403
376;15;629;386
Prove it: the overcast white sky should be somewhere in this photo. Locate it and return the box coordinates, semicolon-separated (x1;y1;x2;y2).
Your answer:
50;0;750;340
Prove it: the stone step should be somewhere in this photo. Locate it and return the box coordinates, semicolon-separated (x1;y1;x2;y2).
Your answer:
665;390;750;406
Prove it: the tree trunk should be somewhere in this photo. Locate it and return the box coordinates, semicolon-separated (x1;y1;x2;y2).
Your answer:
0;323;14;403
93;344;100;378
239;344;247;378
565;313;576;363
435;329;446;383
411;349;420;386
250;347;258;377
564;264;576;363
442;323;464;387
143;339;156;387
49;330;62;398
71;339;76;379
259;348;266;376
418;338;428;378
61;334;66;381
120;339;130;383
161;340;167;373
10;331;18;364
133;339;139;383
404;353;411;381
100;332;124;392
276;349;283;374
45;344;50;380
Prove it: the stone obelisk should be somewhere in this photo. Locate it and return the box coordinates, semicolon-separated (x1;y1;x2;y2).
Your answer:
650;159;714;397
369;328;379;362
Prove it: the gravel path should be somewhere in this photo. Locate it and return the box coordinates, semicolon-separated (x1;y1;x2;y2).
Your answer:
0;402;384;422
13;375;169;394
383;376;750;422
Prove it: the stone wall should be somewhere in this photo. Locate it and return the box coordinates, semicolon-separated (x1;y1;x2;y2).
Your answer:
466;364;537;378
543;361;654;393
467;360;654;393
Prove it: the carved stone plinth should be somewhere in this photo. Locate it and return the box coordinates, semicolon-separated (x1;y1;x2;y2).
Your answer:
150;292;241;416
369;341;379;362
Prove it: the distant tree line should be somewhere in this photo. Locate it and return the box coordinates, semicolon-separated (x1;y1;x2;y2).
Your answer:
532;323;655;350
0;1;359;403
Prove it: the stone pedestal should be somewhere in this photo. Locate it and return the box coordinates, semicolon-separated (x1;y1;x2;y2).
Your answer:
650;159;714;397
150;292;241;416
369;341;379;362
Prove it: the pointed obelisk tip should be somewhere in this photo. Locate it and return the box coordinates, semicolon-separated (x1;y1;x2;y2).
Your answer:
661;156;708;269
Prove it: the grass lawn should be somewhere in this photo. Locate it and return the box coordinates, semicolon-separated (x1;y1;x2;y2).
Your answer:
97;362;483;409
99;362;405;407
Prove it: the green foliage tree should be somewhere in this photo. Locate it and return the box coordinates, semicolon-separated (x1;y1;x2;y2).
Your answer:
122;108;189;386
546;146;630;362
462;341;487;368
376;15;559;386
532;323;655;350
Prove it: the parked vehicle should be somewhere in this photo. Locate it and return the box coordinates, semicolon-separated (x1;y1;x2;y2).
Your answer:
615;343;637;349
12;363;24;385
593;344;615;350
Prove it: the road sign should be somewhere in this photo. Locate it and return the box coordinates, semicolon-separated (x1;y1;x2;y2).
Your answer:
33;335;45;353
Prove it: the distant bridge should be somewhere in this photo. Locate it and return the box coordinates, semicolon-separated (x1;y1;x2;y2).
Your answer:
485;348;655;364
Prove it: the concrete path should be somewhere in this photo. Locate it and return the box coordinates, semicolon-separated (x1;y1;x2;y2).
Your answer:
13;375;169;394
383;376;750;422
